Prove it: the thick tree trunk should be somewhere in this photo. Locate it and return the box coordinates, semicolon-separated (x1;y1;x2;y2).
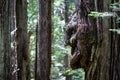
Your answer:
16;0;29;80
1;0;15;80
0;25;4;80
0;0;17;80
86;0;120;80
0;1;4;80
35;0;52;80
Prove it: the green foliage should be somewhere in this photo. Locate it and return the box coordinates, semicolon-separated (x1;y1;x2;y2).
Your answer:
88;12;116;18
89;2;119;18
109;29;120;34
52;0;85;80
110;2;120;11
116;17;120;23
89;11;120;23
89;2;120;35
27;0;38;79
62;68;85;80
51;14;69;80
27;0;85;80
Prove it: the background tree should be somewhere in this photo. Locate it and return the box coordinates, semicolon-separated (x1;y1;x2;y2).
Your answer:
16;0;29;80
0;0;17;80
52;0;85;80
64;0;72;80
0;1;4;80
27;0;38;79
2;1;11;79
35;0;52;80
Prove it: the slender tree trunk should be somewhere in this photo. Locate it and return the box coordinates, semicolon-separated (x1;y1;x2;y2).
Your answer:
64;0;69;23
86;0;120;80
64;0;71;80
64;55;72;80
35;0;52;80
26;31;32;80
16;0;29;80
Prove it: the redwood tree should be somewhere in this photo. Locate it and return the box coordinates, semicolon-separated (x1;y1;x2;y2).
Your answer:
16;0;29;80
0;1;4;80
86;0;120;80
0;0;17;80
35;0;52;80
64;0;120;80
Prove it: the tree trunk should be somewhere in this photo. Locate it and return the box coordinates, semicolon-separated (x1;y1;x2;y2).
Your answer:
0;23;4;80
26;31;32;80
64;0;71;80
10;0;17;80
64;55;72;80
0;1;4;80
16;0;29;80
64;0;69;23
35;0;52;80
1;0;16;80
86;0;120;80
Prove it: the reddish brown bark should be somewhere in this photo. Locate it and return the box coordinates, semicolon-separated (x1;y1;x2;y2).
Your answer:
86;0;120;80
35;0;52;80
16;0;29;80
